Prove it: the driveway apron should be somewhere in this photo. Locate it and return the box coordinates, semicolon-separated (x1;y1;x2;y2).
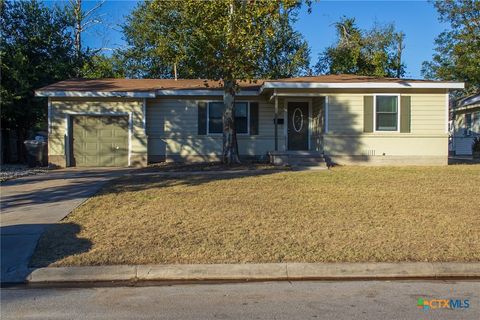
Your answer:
0;168;130;283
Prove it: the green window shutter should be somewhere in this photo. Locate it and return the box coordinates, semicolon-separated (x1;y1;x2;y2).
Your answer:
363;96;374;133
198;101;207;135
400;96;411;133
249;102;259;135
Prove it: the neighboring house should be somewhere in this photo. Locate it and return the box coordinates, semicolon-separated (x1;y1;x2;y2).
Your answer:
35;74;463;167
450;93;480;156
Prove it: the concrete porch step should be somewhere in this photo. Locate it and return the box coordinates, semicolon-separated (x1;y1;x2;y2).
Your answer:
288;157;325;163
270;151;323;157
290;160;327;168
269;151;327;167
289;161;327;167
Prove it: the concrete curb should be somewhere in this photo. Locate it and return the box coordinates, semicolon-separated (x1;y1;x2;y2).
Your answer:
26;262;480;283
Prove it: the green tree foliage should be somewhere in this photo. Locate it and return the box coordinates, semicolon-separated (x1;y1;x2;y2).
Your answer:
1;0;76;150
316;17;405;78
257;10;311;79
120;2;179;78
421;0;480;94
121;0;309;163
80;54;125;78
121;1;310;80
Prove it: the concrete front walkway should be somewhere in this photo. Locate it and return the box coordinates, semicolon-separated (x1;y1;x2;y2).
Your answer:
0;168;131;283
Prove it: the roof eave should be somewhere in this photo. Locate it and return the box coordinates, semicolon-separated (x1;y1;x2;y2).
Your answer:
260;81;465;94
155;89;260;96
35;81;466;98
35;91;156;98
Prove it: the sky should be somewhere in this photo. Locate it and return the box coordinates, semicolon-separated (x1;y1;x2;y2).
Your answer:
47;0;448;79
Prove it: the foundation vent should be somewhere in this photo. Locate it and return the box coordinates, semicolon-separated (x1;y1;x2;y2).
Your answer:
363;149;376;156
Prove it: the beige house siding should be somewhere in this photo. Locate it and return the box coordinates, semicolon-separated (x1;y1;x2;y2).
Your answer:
322;92;448;164
146;97;283;161
48;89;450;167
49;97;147;167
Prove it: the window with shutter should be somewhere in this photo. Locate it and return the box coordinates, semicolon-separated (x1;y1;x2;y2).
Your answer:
249;102;259;135
400;96;411;133
375;96;399;131
197;102;207;135
206;102;251;134
363;96;374;133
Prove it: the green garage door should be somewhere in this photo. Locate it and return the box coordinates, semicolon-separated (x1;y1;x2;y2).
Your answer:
72;115;129;167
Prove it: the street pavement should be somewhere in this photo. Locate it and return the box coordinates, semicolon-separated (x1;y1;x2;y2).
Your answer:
1;280;479;319
0;168;131;283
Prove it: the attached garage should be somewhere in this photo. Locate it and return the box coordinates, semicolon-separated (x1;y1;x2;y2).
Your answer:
71;115;129;167
40;95;148;168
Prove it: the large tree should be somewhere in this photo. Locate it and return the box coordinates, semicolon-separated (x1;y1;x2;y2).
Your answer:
67;0;105;76
122;0;310;164
421;0;480;94
315;17;405;78
120;2;183;79
255;9;311;79
1;0;76;161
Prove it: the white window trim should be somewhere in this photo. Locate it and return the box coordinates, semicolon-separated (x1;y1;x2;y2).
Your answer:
207;101;250;136
142;98;147;134
445;92;449;134
47;98;52;135
65;114;70;166
324;96;329;133
373;94;401;133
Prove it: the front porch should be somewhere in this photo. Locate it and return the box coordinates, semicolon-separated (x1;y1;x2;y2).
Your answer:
267;94;327;166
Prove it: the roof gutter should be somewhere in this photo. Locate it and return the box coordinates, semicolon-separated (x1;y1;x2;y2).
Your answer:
35;91;156;98
259;81;465;94
35;81;465;98
155;89;260;96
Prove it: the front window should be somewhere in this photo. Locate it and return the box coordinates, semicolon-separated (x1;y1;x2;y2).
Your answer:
376;96;398;131
208;102;249;134
208;102;224;134
234;102;248;134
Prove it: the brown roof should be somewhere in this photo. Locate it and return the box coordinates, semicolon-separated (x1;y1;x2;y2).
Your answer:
37;78;264;92
270;74;455;83
36;74;458;92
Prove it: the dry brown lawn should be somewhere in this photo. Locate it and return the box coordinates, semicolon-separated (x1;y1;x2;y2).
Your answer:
31;165;480;267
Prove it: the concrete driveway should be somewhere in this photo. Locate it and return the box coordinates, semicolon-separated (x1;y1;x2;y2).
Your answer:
0;168;131;283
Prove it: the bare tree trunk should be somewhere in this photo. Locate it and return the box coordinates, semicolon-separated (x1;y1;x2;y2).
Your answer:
222;80;240;165
396;32;404;78
69;0;104;76
73;0;82;60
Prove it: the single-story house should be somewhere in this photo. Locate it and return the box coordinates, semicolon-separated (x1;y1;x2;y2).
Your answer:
35;74;464;167
450;93;480;156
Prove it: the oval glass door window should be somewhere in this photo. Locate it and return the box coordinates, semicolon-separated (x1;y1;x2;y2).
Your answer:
292;108;304;132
